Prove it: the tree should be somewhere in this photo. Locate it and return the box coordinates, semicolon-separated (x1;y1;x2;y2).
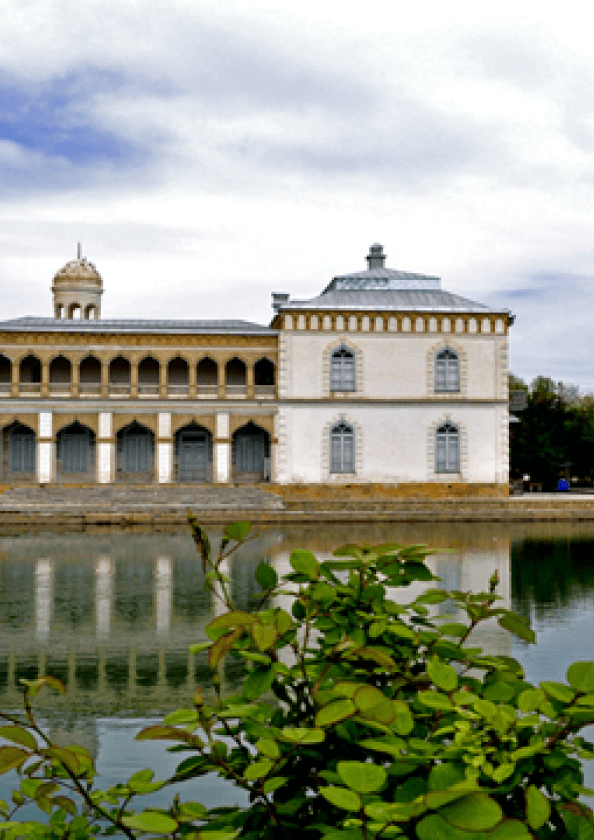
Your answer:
2;517;594;838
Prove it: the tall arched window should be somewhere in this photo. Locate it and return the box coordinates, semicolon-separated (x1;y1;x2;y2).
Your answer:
435;422;459;473
330;421;355;474
435;347;459;392
330;345;355;391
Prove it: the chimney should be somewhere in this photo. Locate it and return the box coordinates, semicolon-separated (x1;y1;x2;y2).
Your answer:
366;243;386;270
272;292;290;313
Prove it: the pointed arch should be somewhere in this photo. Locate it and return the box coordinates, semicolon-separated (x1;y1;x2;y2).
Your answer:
323;338;363;396
174;423;212;482
232;422;270;482
56;421;95;479
427;415;467;479
116;421;154;481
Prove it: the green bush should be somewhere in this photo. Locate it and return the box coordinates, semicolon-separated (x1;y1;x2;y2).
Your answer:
2;516;594;839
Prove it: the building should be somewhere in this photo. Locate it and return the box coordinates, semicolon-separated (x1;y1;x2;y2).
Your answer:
0;243;512;493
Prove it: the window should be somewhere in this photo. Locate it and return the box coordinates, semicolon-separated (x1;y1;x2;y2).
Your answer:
330;345;355;391
330;422;355;473
435;347;459;392
435;422;459;473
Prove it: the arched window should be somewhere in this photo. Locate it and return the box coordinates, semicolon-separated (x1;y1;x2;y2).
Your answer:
435;422;459;473
330;345;355;392
330;422;355;474
435;347;459;392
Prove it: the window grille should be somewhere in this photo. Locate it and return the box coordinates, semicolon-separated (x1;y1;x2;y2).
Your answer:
330;345;355;391
330;422;355;473
435;347;460;392
435;422;460;473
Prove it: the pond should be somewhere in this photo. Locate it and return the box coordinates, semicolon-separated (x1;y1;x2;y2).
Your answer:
1;520;594;809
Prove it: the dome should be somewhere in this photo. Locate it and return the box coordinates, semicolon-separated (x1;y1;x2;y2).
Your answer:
52;258;103;289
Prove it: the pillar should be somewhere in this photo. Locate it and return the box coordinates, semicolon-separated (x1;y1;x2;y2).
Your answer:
130;360;139;398
10;360;18;398
101;360;109;398
71;360;80;398
214;412;230;483
188;363;197;399
38;411;53;483
97;412;114;483
246;363;255;399
157;412;172;483
159;363;167;399
41;361;49;398
217;362;226;400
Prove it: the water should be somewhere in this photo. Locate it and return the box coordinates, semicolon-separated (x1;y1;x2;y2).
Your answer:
1;520;594;810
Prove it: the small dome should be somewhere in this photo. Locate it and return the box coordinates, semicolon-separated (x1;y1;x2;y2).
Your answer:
52;258;103;289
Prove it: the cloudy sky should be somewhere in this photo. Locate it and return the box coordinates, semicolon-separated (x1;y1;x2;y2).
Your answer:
2;1;594;388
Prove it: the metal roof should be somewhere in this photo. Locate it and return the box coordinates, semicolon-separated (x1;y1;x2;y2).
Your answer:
0;317;275;335
279;289;505;313
326;268;441;292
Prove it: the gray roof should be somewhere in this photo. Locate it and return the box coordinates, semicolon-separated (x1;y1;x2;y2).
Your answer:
327;267;441;292
280;289;504;313
0;317;275;335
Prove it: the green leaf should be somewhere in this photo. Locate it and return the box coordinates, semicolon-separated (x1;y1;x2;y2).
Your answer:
359;737;405;758
427;658;458;692
353;685;386;712
275;610;292;635
488;821;532;839
525;785;550;830
289;549;320;579
438;623;469;638
517;688;546;712
208;611;259;632
255;562;278;590
255;738;280;759
567;662;594;693
209;627;243;670
320;785;361;811
417;813;478;840
416;589;449;605
418;691;453;710
136;725;188;741
252;624;278;651
164;709;198;726
122;811;179;834
394;700;415;735
541;681;575;704
243;667;274;701
338;761;387;793
281;727;325;744
0;726;38;751
224;521;252;542
497;613;536;644
428;763;466;791
263;777;287;793
316;698;356;727
440;793;503;831
244;759;273;780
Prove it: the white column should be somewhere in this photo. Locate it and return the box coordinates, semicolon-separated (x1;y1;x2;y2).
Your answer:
155;556;172;639
35;558;53;641
38;411;53;483
95;555;113;640
215;412;230;483
97;412;114;484
157;412;172;483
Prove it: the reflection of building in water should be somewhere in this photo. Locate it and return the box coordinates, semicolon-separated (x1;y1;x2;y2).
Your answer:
0;528;511;729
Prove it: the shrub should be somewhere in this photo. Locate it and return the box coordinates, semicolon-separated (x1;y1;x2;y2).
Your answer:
2;517;594;839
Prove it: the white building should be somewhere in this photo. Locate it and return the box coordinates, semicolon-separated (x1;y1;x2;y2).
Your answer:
0;244;512;494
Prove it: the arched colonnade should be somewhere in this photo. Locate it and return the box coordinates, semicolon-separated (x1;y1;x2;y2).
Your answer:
0;413;274;484
0;353;276;400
